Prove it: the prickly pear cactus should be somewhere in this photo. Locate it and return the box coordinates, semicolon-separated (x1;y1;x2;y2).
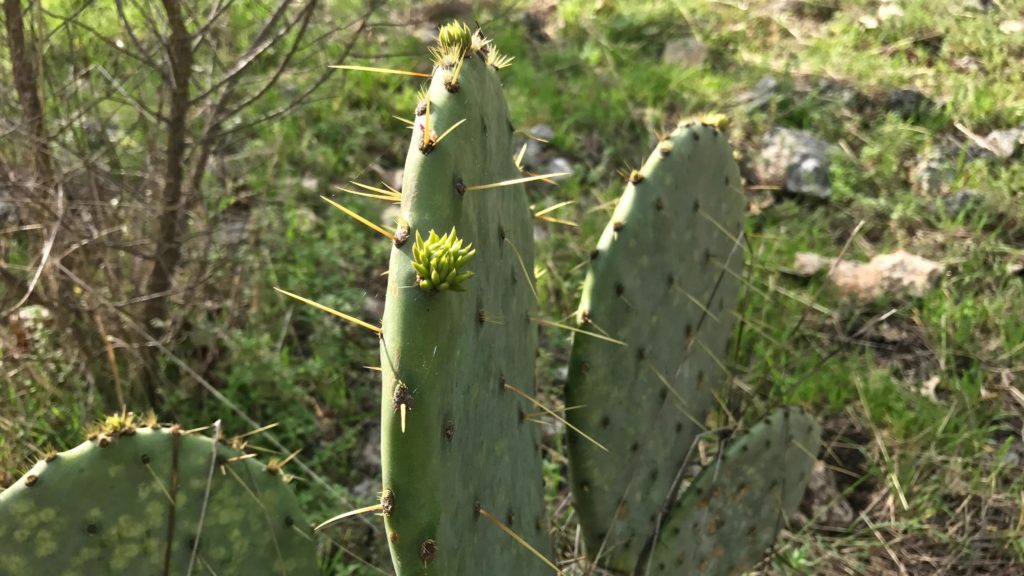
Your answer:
378;22;552;576
565;120;746;570
642;406;820;576
0;417;318;575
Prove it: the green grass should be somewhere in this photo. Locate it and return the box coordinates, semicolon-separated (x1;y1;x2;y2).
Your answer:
3;0;1023;574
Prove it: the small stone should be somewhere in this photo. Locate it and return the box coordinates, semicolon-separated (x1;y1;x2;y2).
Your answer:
792;249;944;301
936;189;980;217
661;37;708;68
301;175;319;192
878;2;904;20
798;461;854;528
521;123;555;168
953;55;982;73
917;375;941;403
753;128;834;199
885;89;936;120
528;123;555;142
859;15;880;29
735;75;779;111
999;20;1024;34
982;127;1024;159
544;157;574;181
910;151;954;196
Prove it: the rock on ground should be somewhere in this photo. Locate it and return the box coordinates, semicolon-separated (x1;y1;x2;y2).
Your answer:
793;249;944;301
753;127;834;199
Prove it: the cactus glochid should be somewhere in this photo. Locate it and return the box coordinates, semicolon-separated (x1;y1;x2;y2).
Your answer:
377;21;553;576
0;415;318;576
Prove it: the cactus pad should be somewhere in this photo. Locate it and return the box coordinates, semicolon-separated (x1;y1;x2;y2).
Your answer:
565;121;745;570
0;423;318;575
643;406;821;576
378;25;552;576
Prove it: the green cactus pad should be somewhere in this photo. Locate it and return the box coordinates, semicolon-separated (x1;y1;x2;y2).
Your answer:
643;406;821;576
378;25;552;576
565;121;745;570
0;425;318;576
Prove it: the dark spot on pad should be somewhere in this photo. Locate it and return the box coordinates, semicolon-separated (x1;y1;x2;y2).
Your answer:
615;283;625;296
600;415;611;428
455;177;466;196
636;347;646;361
630;442;639;453
86;523;99;535
445;420;455;442
613;221;624;232
141;454;150;464
656;197;664;211
590;249;600;260
25;475;38;487
419;539;437;564
284;516;294;527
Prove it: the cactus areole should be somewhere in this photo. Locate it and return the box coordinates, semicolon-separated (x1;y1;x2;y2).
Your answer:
378;22;552;576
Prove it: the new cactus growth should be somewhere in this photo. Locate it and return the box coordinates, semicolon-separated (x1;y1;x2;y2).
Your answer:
643;406;821;576
0;416;318;575
412;228;476;291
565;121;747;570
377;22;554;576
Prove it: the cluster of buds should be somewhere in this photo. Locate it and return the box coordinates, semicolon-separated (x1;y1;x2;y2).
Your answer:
411;228;476;292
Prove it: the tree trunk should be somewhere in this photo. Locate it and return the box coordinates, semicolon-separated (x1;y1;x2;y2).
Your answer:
141;0;194;407
4;0;54;192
